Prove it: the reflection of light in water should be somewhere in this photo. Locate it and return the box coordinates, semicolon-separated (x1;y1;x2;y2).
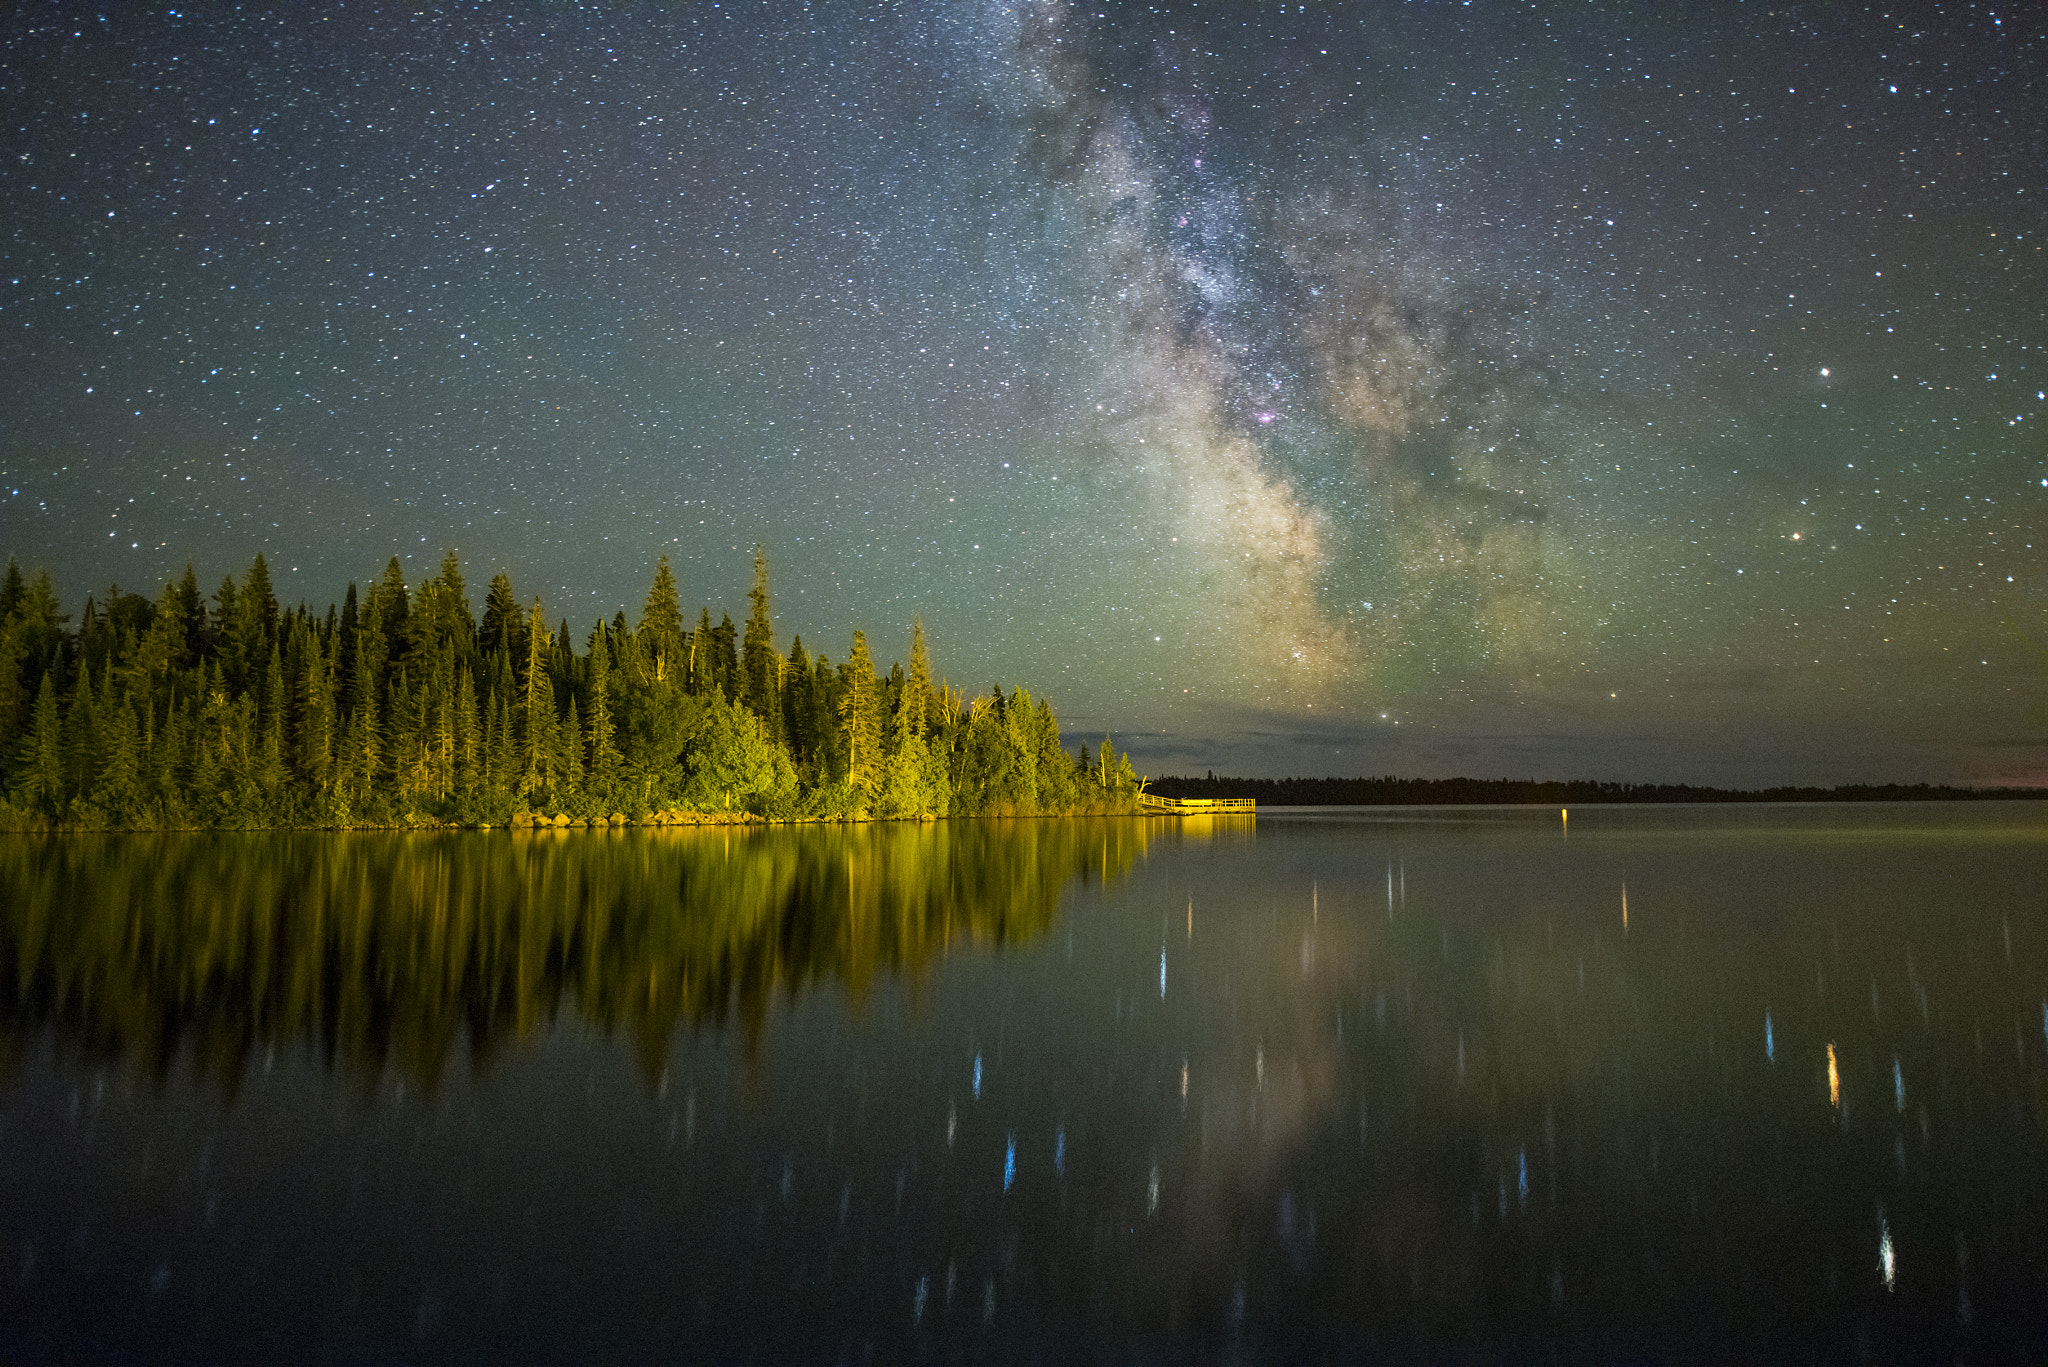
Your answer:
1055;1127;1065;1174
1518;1149;1529;1208
1879;1209;1896;1290
1387;865;1394;918
1894;1057;1905;1111
973;1054;983;1099
1180;1059;1188;1102
1004;1136;1016;1191
1622;883;1628;931
1148;1164;1160;1215
947;1102;957;1147
913;1274;928;1325
1828;1043;1840;1107
1766;1012;1774;1063
1160;948;1167;999
1187;898;1192;938
1457;1031;1466;1083
1256;1044;1265;1090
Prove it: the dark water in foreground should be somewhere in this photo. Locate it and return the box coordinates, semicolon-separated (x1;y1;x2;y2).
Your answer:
1;804;2045;1362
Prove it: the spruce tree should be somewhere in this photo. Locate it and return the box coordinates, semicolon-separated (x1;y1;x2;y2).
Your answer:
480;571;519;658
519;599;556;800
584;623;623;802
638;556;685;687
741;545;782;743
839;630;882;797
15;673;65;812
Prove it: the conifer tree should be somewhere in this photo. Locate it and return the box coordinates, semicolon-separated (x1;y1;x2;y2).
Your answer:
15;673;65;811
741;545;782;743
297;629;336;792
839;630;882;797
584;623;623;802
689;608;716;696
519;599;556;799
454;666;480;798
480;571;519;659
95;692;144;816
638;556;685;687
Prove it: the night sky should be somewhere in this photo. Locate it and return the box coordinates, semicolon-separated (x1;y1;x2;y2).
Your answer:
3;1;2043;786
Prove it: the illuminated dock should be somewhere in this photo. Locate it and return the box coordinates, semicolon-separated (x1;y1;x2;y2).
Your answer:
1136;795;1257;815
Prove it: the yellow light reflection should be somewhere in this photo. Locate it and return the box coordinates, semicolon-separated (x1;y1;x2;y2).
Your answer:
1827;1042;1840;1107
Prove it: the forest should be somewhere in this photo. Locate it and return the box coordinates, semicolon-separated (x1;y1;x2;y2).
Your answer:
0;549;1145;830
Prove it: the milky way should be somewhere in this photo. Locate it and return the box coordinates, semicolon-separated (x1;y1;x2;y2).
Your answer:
2;1;2042;783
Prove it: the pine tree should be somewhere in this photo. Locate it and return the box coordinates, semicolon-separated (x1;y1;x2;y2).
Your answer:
297;628;336;791
559;696;585;798
741;545;783;743
480;571;519;658
176;563;206;666
258;643;290;796
839;630;883;797
519;599;556;800
452;666;479;798
14;672;65;812
584;623;623;802
95;692;144;817
689;608;716;696
638;556;685;687
782;636;813;766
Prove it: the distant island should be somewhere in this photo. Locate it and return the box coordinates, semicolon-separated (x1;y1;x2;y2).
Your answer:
1148;774;2044;805
0;551;1144;831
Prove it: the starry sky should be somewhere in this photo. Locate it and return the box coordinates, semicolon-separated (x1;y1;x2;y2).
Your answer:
3;1;2044;786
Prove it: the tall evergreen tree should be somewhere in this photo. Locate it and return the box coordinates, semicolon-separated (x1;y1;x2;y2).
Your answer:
839;631;882;797
584;623;623;802
519;599;556;799
741;545;783;743
14;673;65;812
638;556;685;687
480;571;519;659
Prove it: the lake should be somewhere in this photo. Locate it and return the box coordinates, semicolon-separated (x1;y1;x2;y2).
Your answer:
0;804;2044;1362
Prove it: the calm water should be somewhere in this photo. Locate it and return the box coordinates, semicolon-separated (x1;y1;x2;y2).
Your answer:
1;804;2045;1362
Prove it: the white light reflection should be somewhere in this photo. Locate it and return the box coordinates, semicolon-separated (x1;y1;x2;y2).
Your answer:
973;1054;983;1099
1148;1164;1160;1215
1055;1127;1066;1174
1879;1210;1896;1290
1894;1057;1905;1111
1160;948;1167;999
1766;1012;1774;1062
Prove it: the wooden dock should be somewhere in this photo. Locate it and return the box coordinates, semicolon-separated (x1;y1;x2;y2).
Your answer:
1136;795;1256;815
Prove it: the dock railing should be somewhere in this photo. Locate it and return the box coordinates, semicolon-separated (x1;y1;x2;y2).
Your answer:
1135;794;1257;815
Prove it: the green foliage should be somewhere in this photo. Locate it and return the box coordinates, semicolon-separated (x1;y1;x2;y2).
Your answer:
0;552;1130;828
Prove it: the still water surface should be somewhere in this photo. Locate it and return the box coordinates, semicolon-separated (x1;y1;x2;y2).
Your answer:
1;804;2044;1361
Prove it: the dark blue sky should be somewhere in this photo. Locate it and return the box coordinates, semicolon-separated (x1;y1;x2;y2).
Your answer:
3;1;2043;784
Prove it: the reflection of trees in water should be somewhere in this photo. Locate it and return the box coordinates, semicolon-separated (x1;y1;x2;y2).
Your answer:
0;821;1155;1093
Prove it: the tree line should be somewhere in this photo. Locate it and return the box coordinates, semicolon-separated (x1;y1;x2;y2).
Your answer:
0;549;1145;829
1148;773;2029;805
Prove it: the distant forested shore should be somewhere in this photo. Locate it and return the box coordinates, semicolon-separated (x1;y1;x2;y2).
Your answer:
0;550;1144;831
1148;774;2043;805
